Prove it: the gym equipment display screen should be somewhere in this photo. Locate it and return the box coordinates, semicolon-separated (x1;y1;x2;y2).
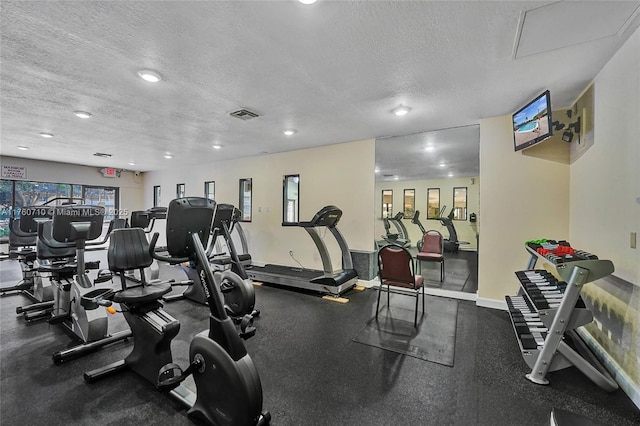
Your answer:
512;90;552;151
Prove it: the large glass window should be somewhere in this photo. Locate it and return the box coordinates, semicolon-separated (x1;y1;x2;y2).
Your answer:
204;181;215;201
381;189;393;219
403;189;415;217
153;185;161;207
427;188;440;219
239;178;252;222
283;175;299;225
453;187;468;220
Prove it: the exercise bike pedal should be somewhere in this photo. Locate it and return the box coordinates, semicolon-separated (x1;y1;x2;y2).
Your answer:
157;356;205;392
239;314;256;340
157;363;185;392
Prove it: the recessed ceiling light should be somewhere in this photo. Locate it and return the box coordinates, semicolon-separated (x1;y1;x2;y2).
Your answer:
164;153;173;159
128;161;136;166
299;0;317;4
448;172;454;177
74;110;92;118
283;129;297;136
392;105;411;116
17;145;29;150
424;146;434;152
374;168;380;173
260;151;269;155
40;132;54;138
212;144;222;150
439;163;446;167
394;176;399;180
137;69;162;83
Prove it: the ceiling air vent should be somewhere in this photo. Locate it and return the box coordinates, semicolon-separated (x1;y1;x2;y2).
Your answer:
93;152;112;158
383;174;394;177
230;109;259;120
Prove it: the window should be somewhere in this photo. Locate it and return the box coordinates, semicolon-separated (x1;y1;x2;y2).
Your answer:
204;181;215;201
0;180;14;238
153;186;161;207
3;180;119;238
381;190;393;219
176;183;185;199
453;187;467;220
283;174;299;225
403;189;415;217
239;178;252;222
83;186;119;221
427;188;440;219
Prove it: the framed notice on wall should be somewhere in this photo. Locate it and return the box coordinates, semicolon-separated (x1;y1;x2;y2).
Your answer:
1;165;26;178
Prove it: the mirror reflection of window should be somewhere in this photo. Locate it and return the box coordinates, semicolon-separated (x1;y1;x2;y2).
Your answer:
403;189;415;217
153;185;161;207
427;188;440;219
283;174;300;225
204;181;215;201
176;183;185;199
381;189;393;219
239;178;252;222
453;187;467;220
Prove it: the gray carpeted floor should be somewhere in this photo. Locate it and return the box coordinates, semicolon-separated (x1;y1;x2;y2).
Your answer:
1;253;639;426
353;296;458;366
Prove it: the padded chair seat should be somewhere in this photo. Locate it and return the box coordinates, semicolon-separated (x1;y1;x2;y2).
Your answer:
416;251;443;261
113;283;172;305
383;275;424;289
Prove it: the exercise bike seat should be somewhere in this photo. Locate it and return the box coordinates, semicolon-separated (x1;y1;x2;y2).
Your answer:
108;227;171;306
113;283;172;305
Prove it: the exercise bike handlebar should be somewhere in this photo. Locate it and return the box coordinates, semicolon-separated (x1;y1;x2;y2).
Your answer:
149;232;191;264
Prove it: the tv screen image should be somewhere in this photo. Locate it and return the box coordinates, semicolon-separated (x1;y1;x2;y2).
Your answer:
513;90;552;151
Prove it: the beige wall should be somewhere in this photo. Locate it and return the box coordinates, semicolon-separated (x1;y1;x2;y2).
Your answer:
478;117;570;303
144;139;376;271
374;177;479;251
0;156;145;216
570;26;640;284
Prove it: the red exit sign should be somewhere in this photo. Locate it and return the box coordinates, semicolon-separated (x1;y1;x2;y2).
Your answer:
101;167;117;177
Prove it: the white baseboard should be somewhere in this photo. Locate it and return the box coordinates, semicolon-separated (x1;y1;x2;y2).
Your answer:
476;297;508;311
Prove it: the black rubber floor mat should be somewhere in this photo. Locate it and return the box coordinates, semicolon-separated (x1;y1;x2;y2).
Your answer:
353;295;458;366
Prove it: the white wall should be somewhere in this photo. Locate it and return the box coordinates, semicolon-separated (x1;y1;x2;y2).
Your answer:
570;26;640;283
478;117;570;302
374;177;479;250
144;139;376;271
0;156;145;216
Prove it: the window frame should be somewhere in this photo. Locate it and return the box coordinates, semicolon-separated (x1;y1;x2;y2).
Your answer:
403;188;415;218
381;189;393;219
453;186;468;221
204;181;215;201
282;174;300;226
427;188;440;219
238;178;252;222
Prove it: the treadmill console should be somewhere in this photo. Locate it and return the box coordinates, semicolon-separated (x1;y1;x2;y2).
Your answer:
299;205;342;228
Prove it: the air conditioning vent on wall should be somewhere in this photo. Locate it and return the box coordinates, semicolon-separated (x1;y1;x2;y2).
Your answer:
230;109;260;120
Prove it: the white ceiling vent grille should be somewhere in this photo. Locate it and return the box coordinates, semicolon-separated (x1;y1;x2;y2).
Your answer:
230;109;259;120
93;152;112;158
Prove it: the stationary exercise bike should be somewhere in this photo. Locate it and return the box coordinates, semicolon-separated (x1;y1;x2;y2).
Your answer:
84;197;270;426
48;205;131;364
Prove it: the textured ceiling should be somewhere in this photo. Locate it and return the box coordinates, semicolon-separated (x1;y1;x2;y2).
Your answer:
1;1;639;181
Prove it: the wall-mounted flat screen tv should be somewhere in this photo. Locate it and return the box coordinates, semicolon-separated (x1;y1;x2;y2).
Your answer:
512;90;552;151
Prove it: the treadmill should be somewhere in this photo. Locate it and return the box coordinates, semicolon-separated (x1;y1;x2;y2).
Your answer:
246;205;358;296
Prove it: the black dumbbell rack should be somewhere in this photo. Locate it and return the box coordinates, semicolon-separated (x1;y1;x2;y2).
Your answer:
505;241;618;391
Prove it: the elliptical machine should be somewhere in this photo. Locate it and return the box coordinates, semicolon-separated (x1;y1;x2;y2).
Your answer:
84;197;270;426
163;203;259;335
